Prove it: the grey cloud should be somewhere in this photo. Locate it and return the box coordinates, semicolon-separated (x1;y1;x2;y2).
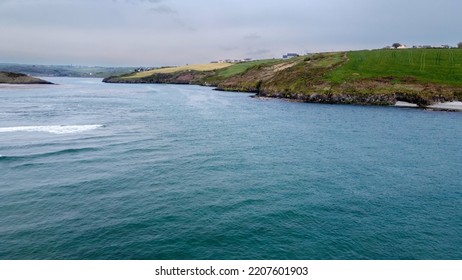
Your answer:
246;49;271;56
243;33;261;40
149;4;177;14
2;0;462;66
220;46;239;51
173;18;196;32
130;0;164;3
113;0;164;5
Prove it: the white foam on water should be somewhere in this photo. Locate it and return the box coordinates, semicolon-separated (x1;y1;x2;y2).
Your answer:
394;101;419;107
428;101;462;111
0;125;103;134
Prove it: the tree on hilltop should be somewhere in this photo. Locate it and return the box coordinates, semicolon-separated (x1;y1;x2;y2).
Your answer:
458;42;462;48
392;43;402;49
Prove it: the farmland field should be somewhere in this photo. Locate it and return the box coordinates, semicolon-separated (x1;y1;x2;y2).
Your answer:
128;63;233;78
328;49;462;85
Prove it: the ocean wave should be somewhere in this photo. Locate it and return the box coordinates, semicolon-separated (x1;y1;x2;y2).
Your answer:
0;147;99;162
0;125;103;134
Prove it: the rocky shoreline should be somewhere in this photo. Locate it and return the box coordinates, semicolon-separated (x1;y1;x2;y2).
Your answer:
251;95;462;111
105;72;461;110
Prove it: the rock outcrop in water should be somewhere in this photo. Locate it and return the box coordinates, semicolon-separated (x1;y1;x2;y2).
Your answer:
0;71;53;84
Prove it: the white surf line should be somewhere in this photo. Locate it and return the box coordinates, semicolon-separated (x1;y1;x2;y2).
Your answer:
427;101;462;111
0;125;104;134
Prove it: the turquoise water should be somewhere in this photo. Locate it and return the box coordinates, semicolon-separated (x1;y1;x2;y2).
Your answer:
0;78;461;260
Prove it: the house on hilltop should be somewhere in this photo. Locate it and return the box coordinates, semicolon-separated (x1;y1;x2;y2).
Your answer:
283;53;299;59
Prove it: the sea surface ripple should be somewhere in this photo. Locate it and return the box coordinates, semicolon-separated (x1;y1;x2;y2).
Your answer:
0;78;461;259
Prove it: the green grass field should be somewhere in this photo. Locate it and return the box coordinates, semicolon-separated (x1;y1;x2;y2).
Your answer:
328;49;462;85
127;63;233;79
213;59;281;78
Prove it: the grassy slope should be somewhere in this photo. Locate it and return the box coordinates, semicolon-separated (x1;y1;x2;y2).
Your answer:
264;53;346;93
107;60;283;84
126;63;233;79
213;49;462;105
105;48;462;105
0;71;53;84
215;52;346;94
213;59;280;78
328;49;462;86
0;64;135;78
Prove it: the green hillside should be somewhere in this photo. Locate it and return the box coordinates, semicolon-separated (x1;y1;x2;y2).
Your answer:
213;59;280;78
0;71;53;84
0;63;136;78
328;49;462;86
104;48;462;107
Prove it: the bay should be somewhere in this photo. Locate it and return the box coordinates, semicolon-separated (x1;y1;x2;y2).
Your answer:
0;78;461;259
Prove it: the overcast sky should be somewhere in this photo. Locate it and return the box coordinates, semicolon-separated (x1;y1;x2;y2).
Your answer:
0;0;461;66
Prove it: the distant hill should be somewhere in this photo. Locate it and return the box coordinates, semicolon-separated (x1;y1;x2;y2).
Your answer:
104;48;462;107
0;63;136;78
0;71;53;84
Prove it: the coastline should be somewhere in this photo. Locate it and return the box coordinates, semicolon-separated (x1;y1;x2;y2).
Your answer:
252;95;462;111
104;75;462;112
394;100;462;111
103;50;462;110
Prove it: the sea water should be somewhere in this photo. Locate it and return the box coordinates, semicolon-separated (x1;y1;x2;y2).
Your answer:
0;78;461;259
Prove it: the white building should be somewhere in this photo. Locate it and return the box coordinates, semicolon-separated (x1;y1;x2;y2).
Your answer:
283;53;299;59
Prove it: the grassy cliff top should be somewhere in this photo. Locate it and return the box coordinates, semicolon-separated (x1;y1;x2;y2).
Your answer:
104;48;462;106
108;48;462;85
328;48;462;86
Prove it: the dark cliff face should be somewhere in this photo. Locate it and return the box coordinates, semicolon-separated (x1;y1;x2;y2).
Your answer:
0;71;53;84
255;90;396;106
219;79;460;107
